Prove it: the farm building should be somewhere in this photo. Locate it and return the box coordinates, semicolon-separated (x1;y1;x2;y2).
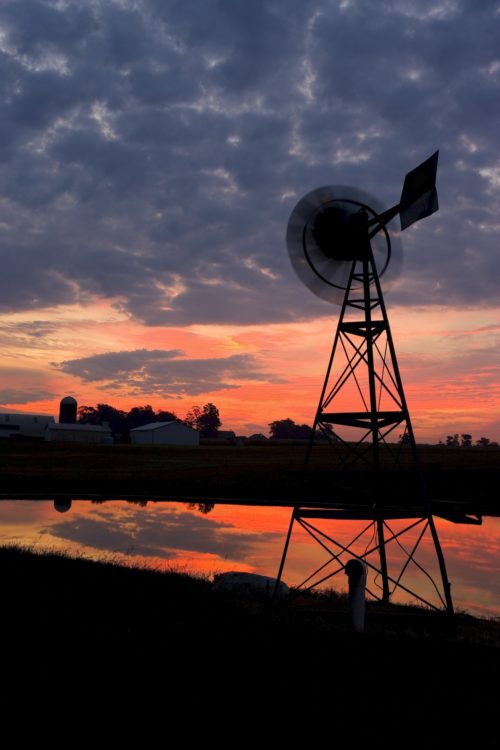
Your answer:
46;423;112;444
0;413;55;439
215;430;236;441
59;396;77;424
130;421;199;446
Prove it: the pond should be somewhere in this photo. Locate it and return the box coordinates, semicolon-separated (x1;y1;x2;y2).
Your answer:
0;499;498;618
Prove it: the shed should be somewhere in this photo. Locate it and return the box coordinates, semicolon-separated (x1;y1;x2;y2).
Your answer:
130;421;199;446
203;430;236;444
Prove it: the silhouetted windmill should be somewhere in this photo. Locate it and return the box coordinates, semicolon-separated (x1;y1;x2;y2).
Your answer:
276;152;455;613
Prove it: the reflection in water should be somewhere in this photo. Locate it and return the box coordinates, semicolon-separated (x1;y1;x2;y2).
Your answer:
54;498;72;513
0;500;498;617
187;503;215;515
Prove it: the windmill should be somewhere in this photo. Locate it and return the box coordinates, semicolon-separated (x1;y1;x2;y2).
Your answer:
275;152;455;613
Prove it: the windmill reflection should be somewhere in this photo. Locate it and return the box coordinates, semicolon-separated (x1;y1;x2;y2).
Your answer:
52;497;214;514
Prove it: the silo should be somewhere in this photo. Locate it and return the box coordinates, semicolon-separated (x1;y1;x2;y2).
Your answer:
59;396;77;424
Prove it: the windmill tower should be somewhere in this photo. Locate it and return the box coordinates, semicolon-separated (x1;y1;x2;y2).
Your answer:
275;152;454;613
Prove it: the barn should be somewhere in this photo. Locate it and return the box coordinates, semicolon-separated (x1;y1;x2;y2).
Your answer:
46;423;112;444
130;421;199;446
0;413;55;439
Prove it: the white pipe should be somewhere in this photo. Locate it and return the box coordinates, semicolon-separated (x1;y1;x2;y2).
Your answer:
345;559;367;632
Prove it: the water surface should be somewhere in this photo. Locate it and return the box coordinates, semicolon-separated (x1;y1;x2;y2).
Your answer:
0;500;498;617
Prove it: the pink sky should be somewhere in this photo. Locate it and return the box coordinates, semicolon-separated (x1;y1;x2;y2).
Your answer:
2;297;499;443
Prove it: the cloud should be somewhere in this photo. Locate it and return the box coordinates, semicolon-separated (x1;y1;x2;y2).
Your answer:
53;347;284;396
0;387;54;405
0;320;60;349
0;0;499;327
46;504;281;560
0;365;57;405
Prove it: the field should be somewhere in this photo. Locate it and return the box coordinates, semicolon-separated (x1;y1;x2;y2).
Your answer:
0;441;499;515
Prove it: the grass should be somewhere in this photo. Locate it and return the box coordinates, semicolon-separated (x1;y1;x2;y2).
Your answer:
1;545;498;741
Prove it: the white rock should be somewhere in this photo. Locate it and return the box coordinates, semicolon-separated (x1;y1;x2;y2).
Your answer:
212;572;289;599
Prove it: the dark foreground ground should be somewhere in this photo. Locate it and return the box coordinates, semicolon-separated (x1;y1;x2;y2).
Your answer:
1;442;500;515
1;547;498;745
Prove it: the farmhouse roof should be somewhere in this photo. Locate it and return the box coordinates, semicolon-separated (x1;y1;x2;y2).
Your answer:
130;421;195;432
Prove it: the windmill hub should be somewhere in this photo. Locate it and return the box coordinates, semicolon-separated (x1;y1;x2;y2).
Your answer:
287;152;439;304
311;202;371;262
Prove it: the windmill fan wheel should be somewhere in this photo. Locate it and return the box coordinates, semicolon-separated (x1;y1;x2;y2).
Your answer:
286;185;402;305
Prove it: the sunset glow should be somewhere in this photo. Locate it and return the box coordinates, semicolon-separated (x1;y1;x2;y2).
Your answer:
2;300;500;443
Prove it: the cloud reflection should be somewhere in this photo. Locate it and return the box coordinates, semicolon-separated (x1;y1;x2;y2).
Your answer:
45;503;281;561
0;500;498;617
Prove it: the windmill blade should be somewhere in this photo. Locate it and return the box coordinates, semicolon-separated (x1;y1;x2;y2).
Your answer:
287;185;401;305
399;150;439;230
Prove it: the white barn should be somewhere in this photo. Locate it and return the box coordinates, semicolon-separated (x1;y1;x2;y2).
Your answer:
130;421;199;446
0;413;55;439
46;423;112;444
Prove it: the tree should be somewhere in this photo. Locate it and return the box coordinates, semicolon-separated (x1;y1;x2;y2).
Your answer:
269;418;312;440
445;434;459;447
187;502;214;514
461;433;472;448
156;410;178;422
78;405;100;424
185;403;221;437
269;418;296;439
126;405;156;430
198;403;221;437
78;403;127;435
476;436;491;448
184;405;202;430
293;423;313;440
316;423;341;443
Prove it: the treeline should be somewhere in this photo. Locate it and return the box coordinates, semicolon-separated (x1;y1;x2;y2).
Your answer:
78;402;221;438
267;418;337;440
268;418;314;439
77;409;320;441
76;408;499;447
269;422;500;447
440;433;499;448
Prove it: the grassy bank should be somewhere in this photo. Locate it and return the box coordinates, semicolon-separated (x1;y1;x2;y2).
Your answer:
1;546;498;741
1;442;499;512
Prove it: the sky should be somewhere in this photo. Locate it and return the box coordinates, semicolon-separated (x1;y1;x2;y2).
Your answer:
1;0;500;441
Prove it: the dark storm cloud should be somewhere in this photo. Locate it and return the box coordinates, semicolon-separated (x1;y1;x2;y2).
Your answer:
1;0;499;324
54;348;283;396
46;504;279;559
